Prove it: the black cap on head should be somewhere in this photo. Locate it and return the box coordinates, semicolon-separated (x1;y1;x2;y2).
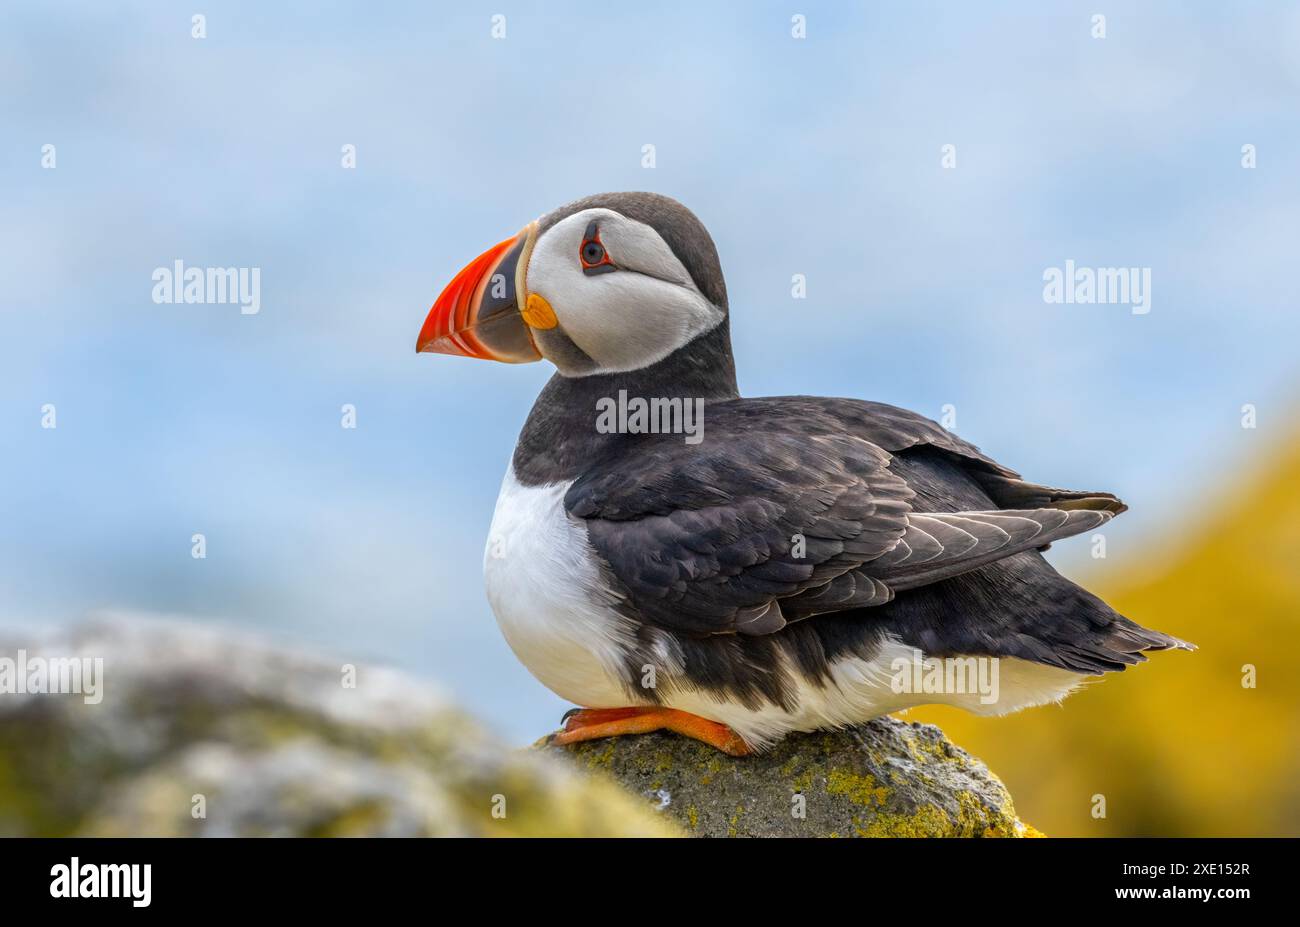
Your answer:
538;192;729;311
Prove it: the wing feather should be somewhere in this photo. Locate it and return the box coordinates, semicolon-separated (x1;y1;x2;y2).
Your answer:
565;398;1124;637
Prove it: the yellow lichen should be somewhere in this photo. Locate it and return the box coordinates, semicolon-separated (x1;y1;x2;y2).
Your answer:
855;803;953;837
582;741;617;770
699;756;723;786
727;803;745;838
790;769;815;794
825;768;881;807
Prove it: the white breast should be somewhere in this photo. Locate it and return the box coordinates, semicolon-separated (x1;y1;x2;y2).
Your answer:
482;468;642;709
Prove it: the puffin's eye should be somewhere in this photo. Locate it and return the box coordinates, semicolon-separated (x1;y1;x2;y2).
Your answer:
580;221;616;276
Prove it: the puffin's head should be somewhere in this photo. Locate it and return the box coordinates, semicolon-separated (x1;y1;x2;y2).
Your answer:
417;192;727;376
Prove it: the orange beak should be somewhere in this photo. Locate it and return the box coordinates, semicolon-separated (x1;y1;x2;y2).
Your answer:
416;223;543;363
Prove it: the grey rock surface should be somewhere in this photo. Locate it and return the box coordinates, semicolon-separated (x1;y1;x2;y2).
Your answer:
545;718;1041;837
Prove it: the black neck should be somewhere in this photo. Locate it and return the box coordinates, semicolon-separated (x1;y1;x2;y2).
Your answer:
512;320;739;485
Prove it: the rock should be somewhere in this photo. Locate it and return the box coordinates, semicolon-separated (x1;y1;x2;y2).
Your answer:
0;617;1038;838
544;719;1041;837
0;618;676;837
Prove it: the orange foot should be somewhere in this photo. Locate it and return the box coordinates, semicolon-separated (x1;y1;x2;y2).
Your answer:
547;706;752;757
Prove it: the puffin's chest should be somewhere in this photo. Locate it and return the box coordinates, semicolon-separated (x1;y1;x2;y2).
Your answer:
481;469;633;707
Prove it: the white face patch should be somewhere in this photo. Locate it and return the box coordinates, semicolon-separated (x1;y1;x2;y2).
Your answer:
524;208;725;374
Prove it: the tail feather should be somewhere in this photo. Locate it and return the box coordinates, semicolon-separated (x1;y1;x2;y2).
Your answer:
973;472;1129;515
879;507;1115;591
878;551;1194;677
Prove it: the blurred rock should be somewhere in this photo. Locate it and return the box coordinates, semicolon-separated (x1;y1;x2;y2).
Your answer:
545;718;1040;837
0;618;676;837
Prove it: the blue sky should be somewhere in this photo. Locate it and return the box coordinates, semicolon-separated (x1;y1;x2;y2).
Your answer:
2;1;1297;742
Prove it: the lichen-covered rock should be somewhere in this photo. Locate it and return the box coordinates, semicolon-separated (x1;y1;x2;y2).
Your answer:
0;618;676;837
545;719;1041;837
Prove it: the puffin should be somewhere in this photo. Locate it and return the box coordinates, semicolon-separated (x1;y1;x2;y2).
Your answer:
417;192;1192;756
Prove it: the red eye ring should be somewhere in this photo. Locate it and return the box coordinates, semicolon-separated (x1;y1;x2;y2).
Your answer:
580;222;616;275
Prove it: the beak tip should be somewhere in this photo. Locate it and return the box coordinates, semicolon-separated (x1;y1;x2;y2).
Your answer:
416;226;543;364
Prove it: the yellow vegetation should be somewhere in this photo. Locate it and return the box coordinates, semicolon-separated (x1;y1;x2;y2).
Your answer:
910;437;1300;836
